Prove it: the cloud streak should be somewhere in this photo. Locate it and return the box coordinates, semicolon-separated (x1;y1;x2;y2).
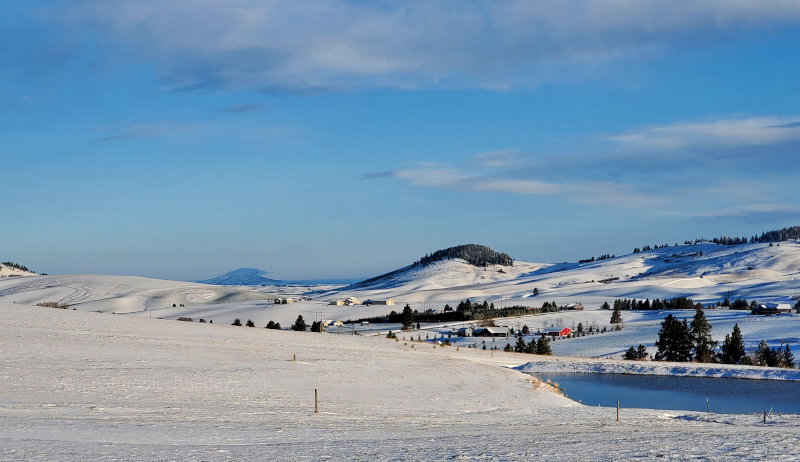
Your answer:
41;0;800;92
603;116;800;152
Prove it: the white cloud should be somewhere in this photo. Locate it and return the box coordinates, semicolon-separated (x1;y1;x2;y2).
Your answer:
604;116;800;152
42;0;800;91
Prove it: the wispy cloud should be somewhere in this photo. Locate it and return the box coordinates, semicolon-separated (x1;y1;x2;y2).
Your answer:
94;124;178;142
603;116;800;152
473;149;526;168
39;1;800;92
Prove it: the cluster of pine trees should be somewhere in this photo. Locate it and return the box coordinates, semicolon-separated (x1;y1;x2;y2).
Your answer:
650;308;796;368
507;335;552;355
754;340;795;368
414;244;513;268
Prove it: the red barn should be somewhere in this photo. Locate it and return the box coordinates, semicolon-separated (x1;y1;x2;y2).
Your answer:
543;326;572;338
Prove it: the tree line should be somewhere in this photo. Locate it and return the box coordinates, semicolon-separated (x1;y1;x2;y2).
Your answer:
353;299;565;325
632;225;800;253
604;297;698;312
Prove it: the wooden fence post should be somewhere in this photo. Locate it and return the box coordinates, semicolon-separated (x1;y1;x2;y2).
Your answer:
315;388;319;414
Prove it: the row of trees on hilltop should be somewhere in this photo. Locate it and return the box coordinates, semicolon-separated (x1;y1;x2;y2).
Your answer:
579;253;615;264
633;225;800;254
414;244;513;268
697;225;800;246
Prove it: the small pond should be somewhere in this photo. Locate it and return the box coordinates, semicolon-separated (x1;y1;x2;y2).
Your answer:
527;372;800;415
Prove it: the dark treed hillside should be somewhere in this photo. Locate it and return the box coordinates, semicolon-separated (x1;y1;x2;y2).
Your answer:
2;261;34;273
696;225;800;246
414;244;513;267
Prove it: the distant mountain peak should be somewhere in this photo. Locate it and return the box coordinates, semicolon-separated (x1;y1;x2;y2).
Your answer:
197;268;284;286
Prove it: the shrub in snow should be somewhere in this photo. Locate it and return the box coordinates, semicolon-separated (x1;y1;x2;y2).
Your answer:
232;318;242;326
245;319;255;327
292;315;307;331
35;301;68;309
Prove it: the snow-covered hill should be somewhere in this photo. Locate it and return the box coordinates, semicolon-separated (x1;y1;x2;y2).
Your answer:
0;274;277;314
326;241;800;308
1;241;798;328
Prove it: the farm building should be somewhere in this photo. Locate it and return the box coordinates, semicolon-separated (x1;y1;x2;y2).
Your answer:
456;327;473;337
565;302;584;311
542;326;572;338
752;303;792;315
344;297;361;306
329;299;345;306
323;320;344;327
372;298;395;305
274;297;295;305
473;326;509;337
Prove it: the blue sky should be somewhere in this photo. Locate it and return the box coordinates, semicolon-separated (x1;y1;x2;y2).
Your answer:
3;0;800;280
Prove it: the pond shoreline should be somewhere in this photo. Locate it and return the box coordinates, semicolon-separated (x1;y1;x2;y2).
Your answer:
516;357;800;381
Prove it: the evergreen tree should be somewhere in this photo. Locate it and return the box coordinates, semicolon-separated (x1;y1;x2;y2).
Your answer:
514;335;527;353
623;346;638;360
522;337;536;354
401;304;415;330
755;340;770;366
654;315;692;362
310;320;323;332
601;301;610;310
231;318;242;326
521;324;530;334
782;345;795;368
718;323;745;364
637;344;648;359
536;337;552;355
504;343;513;352
689;306;716;362
610;305;622;324
292;315;307;331
245;319;255;327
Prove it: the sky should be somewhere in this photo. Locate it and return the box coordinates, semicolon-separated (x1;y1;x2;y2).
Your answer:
3;0;800;281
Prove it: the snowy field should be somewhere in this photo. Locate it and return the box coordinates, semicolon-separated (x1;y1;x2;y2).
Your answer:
2;302;800;460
